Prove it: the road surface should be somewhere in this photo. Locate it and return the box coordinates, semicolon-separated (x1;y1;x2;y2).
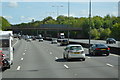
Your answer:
2;39;119;79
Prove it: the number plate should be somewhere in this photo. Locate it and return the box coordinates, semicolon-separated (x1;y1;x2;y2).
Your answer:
101;49;106;50
74;52;80;54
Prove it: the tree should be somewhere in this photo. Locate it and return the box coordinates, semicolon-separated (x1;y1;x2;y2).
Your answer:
0;16;11;30
90;28;100;39
111;23;120;40
92;16;103;29
100;28;111;39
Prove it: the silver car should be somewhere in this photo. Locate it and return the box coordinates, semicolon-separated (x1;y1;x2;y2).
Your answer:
63;44;85;61
51;39;57;44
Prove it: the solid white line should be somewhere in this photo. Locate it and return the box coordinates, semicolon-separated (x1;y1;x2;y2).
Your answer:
17;66;21;70
50;52;52;54
23;53;25;55
55;57;58;59
110;54;118;57
21;58;24;61
106;63;114;67
13;39;18;47
64;64;69;69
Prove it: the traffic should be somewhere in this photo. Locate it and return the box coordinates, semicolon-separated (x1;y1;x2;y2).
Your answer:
0;1;119;79
0;31;119;73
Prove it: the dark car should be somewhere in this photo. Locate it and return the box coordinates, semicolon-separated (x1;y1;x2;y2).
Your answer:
106;38;116;44
32;36;36;40
60;39;69;46
90;44;110;56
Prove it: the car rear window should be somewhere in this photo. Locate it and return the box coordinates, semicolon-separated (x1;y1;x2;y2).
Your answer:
96;44;107;47
69;46;82;50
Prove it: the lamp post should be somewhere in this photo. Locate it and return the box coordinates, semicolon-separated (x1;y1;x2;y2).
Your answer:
89;0;92;54
68;0;70;42
52;5;63;18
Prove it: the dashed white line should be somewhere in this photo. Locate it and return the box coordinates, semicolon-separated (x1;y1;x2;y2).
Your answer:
55;57;58;59
64;64;69;69
106;63;114;67
25;50;27;52
50;52;52;54
17;66;21;71
21;58;24;61
23;53;25;55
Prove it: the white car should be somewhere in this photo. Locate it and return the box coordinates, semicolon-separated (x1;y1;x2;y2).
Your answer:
39;38;43;42
63;44;85;61
51;39;57;44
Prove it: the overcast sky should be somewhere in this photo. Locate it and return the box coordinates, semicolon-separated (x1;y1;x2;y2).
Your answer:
0;0;119;24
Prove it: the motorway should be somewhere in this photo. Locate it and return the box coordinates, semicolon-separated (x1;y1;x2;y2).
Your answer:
68;39;120;48
1;39;119;79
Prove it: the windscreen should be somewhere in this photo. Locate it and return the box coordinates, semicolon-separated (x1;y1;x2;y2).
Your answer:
0;39;9;48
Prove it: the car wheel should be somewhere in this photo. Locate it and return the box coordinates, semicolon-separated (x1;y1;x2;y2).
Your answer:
106;53;109;56
82;58;85;61
63;54;66;59
89;51;93;56
66;54;69;61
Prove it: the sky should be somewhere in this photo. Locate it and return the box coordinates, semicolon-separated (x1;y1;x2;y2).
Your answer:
0;0;119;24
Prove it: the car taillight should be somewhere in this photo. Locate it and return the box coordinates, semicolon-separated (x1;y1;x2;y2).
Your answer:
96;48;100;50
108;48;110;50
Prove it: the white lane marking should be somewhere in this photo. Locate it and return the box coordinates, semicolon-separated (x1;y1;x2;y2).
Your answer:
110;54;118;57
23;53;25;55
87;57;91;59
64;64;69;69
17;66;21;70
74;74;78;76
50;52;52;54
106;63;114;67
25;50;27;52
21;58;24;61
13;39;18;47
55;57;58;59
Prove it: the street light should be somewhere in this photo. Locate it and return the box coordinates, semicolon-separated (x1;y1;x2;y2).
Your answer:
52;5;63;38
89;0;92;54
52;5;63;17
68;0;70;42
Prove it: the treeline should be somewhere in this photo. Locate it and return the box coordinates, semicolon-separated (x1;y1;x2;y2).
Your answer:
0;16;11;30
1;15;120;40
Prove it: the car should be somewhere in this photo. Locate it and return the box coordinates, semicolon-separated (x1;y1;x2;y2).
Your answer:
51;39;57;44
26;38;32;42
106;38;116;44
32;36;36;40
39;38;43;42
60;39;69;46
63;44;85;61
90;44;110;56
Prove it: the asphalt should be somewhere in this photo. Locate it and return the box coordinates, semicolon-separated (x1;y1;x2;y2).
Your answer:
69;39;120;47
2;39;119;78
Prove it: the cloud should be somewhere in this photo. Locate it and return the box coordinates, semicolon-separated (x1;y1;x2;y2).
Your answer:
111;11;118;16
8;2;18;8
20;16;35;22
79;10;88;16
3;16;13;19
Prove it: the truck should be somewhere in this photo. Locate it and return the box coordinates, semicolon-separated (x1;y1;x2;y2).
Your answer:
58;33;65;39
0;31;14;69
